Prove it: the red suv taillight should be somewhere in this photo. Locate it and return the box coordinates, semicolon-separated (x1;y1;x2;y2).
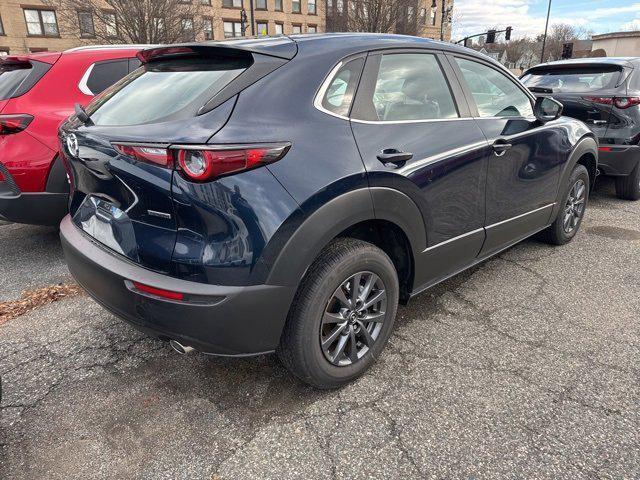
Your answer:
583;96;640;109
0;114;33;135
112;142;290;182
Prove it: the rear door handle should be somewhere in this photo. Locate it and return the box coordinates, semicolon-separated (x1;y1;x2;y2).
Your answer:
492;141;512;156
587;119;607;125
377;149;413;165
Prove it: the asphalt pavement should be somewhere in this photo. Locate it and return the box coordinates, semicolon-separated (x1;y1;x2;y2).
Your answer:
0;178;638;479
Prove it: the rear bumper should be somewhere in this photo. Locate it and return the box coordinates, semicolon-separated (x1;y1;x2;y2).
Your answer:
598;145;640;176
0;158;68;226
60;215;296;356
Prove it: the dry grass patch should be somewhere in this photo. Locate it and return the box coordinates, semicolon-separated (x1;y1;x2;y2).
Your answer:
0;283;84;325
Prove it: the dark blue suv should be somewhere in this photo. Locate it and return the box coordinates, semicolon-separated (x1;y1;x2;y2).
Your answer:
59;34;598;388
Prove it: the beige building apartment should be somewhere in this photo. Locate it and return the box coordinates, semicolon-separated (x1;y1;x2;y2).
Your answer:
0;0;325;55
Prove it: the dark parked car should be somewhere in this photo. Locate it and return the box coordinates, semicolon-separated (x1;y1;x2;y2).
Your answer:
522;58;640;200
59;35;597;388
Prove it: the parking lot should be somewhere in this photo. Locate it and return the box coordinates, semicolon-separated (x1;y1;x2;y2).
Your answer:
0;177;638;479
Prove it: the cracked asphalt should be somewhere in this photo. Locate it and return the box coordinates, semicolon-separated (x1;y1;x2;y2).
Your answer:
1;178;638;479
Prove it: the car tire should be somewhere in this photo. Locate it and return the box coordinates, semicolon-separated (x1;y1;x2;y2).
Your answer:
277;238;399;389
538;164;590;245
614;163;640;201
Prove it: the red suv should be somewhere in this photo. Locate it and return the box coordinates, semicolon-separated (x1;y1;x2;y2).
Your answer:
0;45;147;226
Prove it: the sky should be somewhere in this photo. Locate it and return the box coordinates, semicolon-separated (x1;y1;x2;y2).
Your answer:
451;0;640;41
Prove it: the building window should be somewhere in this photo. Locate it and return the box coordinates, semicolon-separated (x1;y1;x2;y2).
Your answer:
181;17;195;41
24;9;59;37
308;0;317;14
77;11;95;37
104;11;118;37
153;17;165;36
292;0;301;13
275;0;283;11
419;8;426;24
223;0;243;7
224;21;243;37
257;21;268;35
337;0;344;13
292;24;302;33
256;0;267;9
0;15;4;36
0;49;8;56
308;24;317;33
203;17;213;40
431;7;437;26
275;22;284;34
407;6;414;20
200;0;212;4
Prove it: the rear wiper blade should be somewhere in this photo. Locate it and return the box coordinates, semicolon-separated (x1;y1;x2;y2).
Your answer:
74;103;93;126
528;86;554;94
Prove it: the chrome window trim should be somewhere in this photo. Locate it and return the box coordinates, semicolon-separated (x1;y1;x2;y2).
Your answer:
313;60;351;121
78;63;95;96
351;116;475;125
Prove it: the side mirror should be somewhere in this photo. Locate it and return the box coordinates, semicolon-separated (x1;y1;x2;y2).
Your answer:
534;96;563;123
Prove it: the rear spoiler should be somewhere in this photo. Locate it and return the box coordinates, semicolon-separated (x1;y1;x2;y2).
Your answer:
0;52;61;66
137;37;298;64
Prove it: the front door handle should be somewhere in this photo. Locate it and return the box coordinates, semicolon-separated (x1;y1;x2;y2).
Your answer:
587;119;607;125
377;149;413;165
492;141;513;156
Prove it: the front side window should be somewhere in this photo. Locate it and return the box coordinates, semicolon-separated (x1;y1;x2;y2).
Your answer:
292;0;301;13
223;21;243;37
356;53;458;122
320;57;364;117
24;9;59;37
455;57;533;118
309;0;317;14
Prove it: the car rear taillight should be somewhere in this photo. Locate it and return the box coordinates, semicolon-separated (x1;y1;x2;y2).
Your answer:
113;144;173;167
174;143;291;182
0;114;33;135
583;96;640;109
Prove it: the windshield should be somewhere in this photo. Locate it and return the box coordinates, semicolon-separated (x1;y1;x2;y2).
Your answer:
87;57;250;126
521;66;622;93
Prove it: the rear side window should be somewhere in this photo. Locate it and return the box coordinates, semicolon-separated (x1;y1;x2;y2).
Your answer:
320;57;364;117
85;59;129;95
87;56;250;126
0;60;51;100
455;57;533;118
354;53;459;122
521;66;622;93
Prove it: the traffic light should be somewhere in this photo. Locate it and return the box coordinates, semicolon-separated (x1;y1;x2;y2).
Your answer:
505;26;512;41
486;30;496;44
562;42;573;59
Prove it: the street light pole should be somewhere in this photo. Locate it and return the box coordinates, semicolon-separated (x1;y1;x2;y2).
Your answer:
440;0;446;41
540;0;552;63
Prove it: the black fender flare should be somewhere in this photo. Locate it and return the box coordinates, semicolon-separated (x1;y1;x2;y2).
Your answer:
266;187;426;287
551;135;597;220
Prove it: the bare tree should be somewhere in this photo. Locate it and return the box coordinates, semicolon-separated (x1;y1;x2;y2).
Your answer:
45;0;208;44
326;0;418;35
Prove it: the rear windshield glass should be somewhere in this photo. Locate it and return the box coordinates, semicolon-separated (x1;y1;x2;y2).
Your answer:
87;56;251;126
521;66;622;93
0;65;32;100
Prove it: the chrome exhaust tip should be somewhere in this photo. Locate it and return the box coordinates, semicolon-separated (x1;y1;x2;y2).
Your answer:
169;339;195;355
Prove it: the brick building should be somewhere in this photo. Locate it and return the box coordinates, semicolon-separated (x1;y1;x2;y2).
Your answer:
0;0;325;55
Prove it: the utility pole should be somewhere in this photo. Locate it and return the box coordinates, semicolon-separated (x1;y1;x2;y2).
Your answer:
249;0;256;35
439;0;446;41
540;0;552;63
